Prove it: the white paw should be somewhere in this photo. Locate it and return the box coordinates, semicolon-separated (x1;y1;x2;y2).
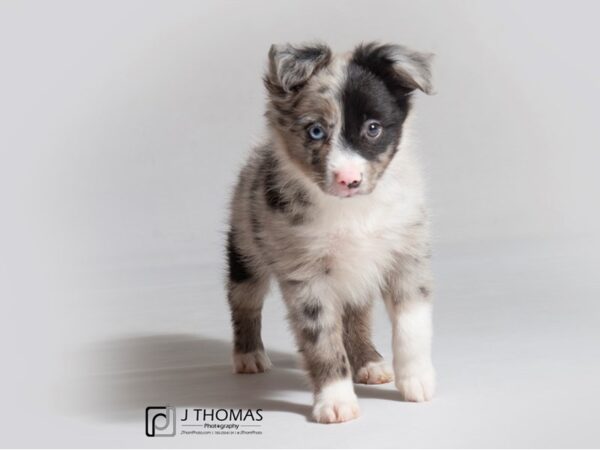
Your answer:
233;350;272;374
355;360;394;384
395;363;435;402
312;379;360;424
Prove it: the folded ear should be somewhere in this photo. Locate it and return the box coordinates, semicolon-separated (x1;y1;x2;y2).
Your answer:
265;42;332;94
353;42;434;95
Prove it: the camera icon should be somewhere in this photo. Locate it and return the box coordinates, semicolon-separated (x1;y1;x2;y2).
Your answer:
145;406;176;437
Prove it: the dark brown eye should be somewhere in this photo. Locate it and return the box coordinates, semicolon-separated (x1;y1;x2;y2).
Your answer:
365;120;382;139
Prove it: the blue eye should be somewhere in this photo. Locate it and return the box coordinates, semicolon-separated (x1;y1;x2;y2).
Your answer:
308;124;326;141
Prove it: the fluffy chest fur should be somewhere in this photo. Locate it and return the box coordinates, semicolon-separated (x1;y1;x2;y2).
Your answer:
260;144;427;305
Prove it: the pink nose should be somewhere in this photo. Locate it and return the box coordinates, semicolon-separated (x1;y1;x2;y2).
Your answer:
334;167;362;189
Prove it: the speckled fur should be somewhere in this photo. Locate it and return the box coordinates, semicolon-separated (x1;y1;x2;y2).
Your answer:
227;42;436;423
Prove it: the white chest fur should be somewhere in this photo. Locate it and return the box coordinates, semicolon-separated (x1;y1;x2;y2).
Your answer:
287;167;424;305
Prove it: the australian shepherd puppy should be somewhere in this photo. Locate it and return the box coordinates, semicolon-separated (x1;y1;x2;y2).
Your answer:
226;42;435;423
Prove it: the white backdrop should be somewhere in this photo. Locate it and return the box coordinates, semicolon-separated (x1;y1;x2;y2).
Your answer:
1;1;599;447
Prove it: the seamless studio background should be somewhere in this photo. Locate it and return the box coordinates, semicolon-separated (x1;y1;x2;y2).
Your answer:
1;0;599;448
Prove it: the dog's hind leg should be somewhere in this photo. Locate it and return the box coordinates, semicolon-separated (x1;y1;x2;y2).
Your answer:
343;303;393;384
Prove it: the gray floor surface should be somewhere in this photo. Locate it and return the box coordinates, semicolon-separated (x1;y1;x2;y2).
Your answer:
5;236;598;448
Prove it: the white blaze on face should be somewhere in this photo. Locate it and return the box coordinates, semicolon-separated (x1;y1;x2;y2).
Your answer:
320;54;370;198
326;145;368;197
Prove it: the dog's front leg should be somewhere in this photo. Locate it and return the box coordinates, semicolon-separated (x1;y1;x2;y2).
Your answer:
282;281;359;423
382;256;435;402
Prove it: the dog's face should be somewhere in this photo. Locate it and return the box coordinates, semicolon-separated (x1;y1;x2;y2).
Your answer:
264;42;433;198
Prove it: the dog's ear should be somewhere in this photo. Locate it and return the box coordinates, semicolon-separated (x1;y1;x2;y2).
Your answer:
353;42;434;95
265;43;332;94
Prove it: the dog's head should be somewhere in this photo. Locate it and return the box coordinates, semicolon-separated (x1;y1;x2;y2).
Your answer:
264;42;433;198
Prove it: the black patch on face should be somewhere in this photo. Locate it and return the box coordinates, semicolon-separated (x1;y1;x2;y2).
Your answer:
419;285;431;297
341;62;408;161
352;44;420;101
227;230;253;283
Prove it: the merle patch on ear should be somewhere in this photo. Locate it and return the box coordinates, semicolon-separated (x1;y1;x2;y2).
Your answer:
352;42;434;98
265;43;332;94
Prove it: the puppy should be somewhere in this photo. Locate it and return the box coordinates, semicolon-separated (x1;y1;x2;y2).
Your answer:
226;42;435;423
